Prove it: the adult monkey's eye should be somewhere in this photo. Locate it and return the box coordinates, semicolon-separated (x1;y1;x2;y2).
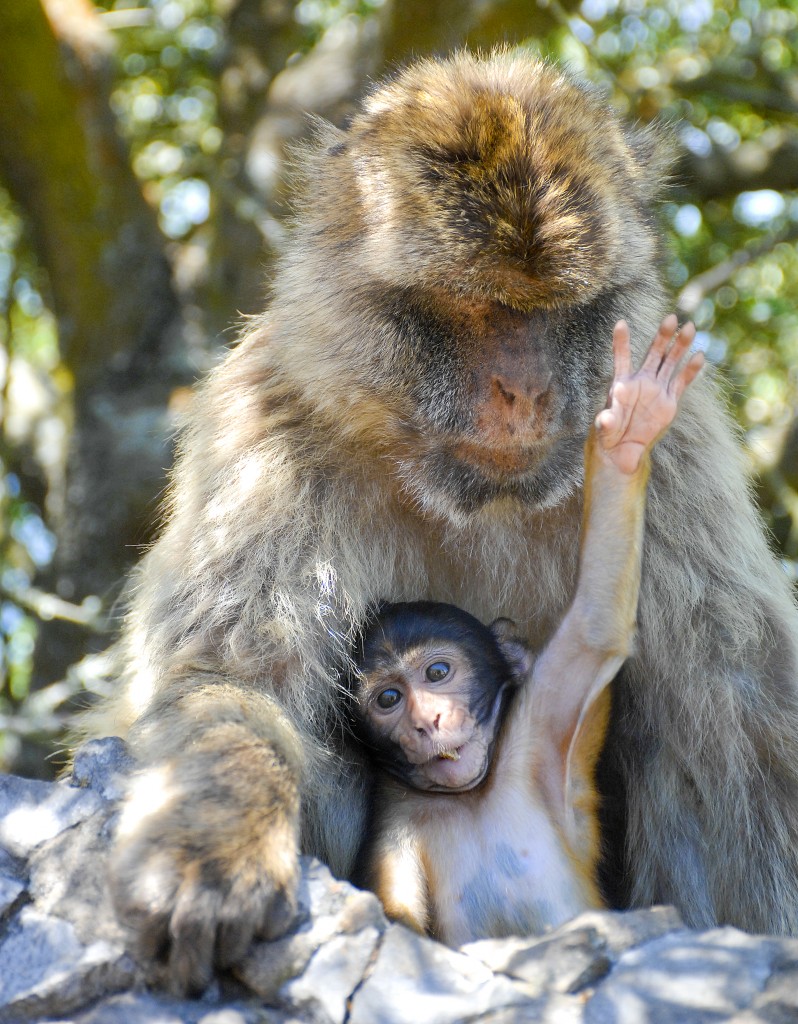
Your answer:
376;688;402;709
426;662;450;682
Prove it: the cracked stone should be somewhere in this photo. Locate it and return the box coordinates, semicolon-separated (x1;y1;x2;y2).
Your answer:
278;925;381;1024
28;808;125;946
347;924;534;1024
732;952;798;1022
0;775;104;859
462;906;683;998
473;997;586;1023
557;905;685;956
464;925;611;996
0;907;136;1023
0;846;27;918
0;874;26;919
0;847;24;878
584;926;793;1024
41;992;292;1024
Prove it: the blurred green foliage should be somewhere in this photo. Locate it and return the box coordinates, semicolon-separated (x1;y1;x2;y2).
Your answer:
0;185;61;763
1;0;797;765
552;0;798;432
105;0;225;240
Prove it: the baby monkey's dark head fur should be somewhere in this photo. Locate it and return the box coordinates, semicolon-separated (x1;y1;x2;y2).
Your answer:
348;602;531;792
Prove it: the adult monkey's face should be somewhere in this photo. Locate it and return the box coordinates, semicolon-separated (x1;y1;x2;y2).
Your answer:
373;287;625;514
278;52;669;517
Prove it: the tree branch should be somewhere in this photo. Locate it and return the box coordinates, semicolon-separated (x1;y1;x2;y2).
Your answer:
1;581;107;630
379;0;579;67
0;0;179;386
677;223;798;315
678;137;798;204
678;72;798;118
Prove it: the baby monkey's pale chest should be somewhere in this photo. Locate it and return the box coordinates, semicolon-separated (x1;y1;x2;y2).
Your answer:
405;772;598;946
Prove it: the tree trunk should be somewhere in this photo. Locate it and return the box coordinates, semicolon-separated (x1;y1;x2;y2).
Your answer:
0;0;183;697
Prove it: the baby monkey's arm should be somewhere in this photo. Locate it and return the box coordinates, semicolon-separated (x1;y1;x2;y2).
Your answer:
576;315;702;648
530;316;703;839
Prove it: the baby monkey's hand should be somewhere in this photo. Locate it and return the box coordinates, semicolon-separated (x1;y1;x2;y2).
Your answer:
596;314;704;475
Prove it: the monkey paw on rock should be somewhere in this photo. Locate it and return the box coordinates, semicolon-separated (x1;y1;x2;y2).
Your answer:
110;760;301;995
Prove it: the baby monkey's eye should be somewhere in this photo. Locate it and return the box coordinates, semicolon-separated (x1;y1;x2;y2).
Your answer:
376;688;402;709
426;662;450;682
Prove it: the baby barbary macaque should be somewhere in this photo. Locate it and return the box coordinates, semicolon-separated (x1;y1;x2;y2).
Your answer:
350;317;703;945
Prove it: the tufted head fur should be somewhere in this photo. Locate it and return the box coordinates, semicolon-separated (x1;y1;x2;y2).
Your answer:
294;51;671;310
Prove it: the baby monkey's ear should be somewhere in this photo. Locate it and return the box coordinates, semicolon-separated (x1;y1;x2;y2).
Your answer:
488;618;534;681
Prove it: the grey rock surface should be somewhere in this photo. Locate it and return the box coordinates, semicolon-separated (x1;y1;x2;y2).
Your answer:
585;927;798;1024
347;925;532;1024
1;738;798;1024
0;872;26;919
28;806;124;946
462;905;685;996
0;906;136;1023
237;859;386;1005
44;991;292;1023
0;773;103;859
278;926;380;1024
70;738;135;803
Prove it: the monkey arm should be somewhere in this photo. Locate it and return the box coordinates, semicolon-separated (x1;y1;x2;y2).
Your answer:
110;679;306;994
527;316;702;841
362;804;430;935
567;432;650;672
527;429;649;843
96;321;386;993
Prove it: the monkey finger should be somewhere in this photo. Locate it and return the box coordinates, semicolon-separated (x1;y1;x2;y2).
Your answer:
669;350;705;401
256;881;300;943
168;881;220;997
215;911;257;971
658;321;697;381
641;314;679;374
215;871;299;969
612;320;632;381
135;910;172;966
110;837;180;965
595;408;618;434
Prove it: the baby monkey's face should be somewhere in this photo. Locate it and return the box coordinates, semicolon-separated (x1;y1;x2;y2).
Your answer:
352;604;530;793
357;641;506;791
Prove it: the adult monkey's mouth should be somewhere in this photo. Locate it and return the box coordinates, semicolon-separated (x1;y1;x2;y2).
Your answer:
452;438;545;478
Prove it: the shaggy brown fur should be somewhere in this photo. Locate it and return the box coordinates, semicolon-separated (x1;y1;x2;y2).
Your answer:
89;52;798;992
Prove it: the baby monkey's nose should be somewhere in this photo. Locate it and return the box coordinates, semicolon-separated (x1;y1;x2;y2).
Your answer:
416;712;441;736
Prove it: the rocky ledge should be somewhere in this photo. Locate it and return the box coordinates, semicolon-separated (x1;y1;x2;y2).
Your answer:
1;738;798;1023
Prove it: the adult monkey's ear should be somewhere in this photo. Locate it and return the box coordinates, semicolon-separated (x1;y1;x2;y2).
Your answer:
488;618;534;681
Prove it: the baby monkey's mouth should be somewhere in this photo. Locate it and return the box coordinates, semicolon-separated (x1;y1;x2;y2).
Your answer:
437;747;462;762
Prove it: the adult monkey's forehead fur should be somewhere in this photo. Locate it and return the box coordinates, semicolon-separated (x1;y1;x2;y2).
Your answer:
94;50;798;996
305;54;665;306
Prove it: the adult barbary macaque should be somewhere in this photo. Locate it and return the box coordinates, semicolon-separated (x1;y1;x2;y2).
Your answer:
94;51;798;992
351;318;702;944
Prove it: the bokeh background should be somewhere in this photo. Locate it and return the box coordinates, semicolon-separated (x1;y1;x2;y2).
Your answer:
0;0;796;777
